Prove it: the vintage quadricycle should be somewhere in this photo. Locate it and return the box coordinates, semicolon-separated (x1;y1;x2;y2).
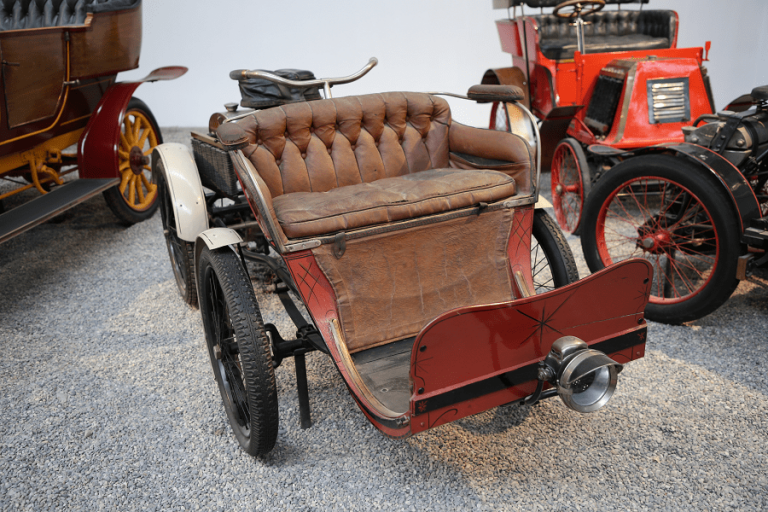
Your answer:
483;0;715;234
0;0;186;244
155;58;653;456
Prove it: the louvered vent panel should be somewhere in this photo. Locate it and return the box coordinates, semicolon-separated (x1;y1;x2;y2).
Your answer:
647;78;690;124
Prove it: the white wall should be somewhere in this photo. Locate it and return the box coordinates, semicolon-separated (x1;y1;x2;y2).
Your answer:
121;0;768;129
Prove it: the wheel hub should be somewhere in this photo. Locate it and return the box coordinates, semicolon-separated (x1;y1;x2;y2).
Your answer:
555;184;564;195
638;230;672;254
129;146;148;175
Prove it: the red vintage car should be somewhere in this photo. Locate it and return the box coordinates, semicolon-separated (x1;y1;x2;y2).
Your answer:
0;0;186;244
483;0;714;234
579;86;768;323
155;59;653;456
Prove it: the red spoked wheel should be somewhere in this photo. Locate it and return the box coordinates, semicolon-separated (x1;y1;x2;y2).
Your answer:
580;155;741;324
551;138;592;234
489;101;510;132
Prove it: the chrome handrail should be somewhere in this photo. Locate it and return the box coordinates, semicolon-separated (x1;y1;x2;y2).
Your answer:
229;57;378;99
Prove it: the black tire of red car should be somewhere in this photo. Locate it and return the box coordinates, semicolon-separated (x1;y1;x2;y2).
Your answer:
156;163;198;307
532;208;580;292
103;97;163;225
551;138;592;236
197;245;279;456
580;154;742;324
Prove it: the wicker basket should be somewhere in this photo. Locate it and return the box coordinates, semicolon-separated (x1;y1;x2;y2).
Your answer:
192;137;240;198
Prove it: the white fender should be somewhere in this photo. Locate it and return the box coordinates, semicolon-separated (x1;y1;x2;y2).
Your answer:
152;143;208;242
196;228;243;251
193;228;244;277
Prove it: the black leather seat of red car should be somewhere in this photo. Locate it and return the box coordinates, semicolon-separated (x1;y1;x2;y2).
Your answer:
535;10;675;60
507;0;676;61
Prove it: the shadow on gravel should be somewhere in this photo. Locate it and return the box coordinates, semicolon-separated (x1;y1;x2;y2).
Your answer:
643;266;768;395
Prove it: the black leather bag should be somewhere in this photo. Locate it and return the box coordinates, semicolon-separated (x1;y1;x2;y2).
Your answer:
238;69;322;109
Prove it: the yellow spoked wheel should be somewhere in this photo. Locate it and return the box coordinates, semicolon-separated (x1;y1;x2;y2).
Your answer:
103;97;163;225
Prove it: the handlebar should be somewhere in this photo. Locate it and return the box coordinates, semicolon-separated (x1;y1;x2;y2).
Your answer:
229;57;378;99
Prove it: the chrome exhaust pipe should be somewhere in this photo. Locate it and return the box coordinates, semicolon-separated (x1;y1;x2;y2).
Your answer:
541;336;623;413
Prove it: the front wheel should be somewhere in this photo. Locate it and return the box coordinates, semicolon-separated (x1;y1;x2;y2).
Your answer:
198;245;279;456
103;97;162;225
580;154;742;324
531;209;580;293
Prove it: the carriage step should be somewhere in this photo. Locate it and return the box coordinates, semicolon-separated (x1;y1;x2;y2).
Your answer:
0;178;119;244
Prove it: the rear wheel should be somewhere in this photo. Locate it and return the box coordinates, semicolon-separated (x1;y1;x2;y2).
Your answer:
551;138;592;235
580;154;741;324
157;164;197;307
198;246;279;456
531;209;580;293
103;97;162;225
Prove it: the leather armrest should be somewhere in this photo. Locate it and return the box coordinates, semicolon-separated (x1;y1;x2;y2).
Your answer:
448;123;533;194
216;122;250;150
467;84;524;104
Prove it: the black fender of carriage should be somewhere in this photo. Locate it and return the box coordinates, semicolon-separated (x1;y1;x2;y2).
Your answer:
588;142;762;233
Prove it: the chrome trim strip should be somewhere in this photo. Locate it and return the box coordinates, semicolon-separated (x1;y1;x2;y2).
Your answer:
230;150;288;254
610;62;639;145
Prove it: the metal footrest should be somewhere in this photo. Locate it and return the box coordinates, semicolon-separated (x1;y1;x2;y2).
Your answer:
742;217;768;249
0;178;118;244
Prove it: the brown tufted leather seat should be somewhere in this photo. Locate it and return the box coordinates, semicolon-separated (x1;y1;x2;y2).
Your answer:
232;92;532;240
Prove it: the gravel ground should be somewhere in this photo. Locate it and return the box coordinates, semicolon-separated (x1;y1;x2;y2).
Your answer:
1;127;767;511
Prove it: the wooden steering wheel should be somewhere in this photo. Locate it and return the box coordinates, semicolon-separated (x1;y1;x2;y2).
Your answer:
553;0;605;19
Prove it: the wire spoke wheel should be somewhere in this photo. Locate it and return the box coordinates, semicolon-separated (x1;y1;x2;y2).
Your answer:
595;177;718;302
198;246;278;456
157;166;197;306
103;97;163;225
531;209;579;293
581;155;741;324
551;139;591;234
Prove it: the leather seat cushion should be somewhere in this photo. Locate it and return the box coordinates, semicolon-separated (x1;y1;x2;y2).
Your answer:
540;34;669;60
272;168;517;239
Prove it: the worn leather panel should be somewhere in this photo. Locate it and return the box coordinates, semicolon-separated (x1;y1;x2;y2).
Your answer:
313;209;515;353
273;168;517;238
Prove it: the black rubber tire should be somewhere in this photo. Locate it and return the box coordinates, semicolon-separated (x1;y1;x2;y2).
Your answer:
198;246;279;456
580;154;742;324
103;97;163;225
551;138;592;236
532;208;580;293
156;164;197;307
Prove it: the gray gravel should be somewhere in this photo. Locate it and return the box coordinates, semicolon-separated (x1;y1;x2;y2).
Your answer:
1;127;767;511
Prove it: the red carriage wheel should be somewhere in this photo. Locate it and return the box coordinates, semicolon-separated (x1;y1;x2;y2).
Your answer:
580;155;741;324
551;138;591;234
103;97;163;225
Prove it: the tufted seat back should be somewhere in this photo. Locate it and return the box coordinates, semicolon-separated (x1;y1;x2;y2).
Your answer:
237;92;453;199
533;10;676;60
0;0;137;31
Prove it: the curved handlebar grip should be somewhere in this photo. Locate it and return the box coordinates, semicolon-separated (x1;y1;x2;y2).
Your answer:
229;69;248;81
228;57;378;89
